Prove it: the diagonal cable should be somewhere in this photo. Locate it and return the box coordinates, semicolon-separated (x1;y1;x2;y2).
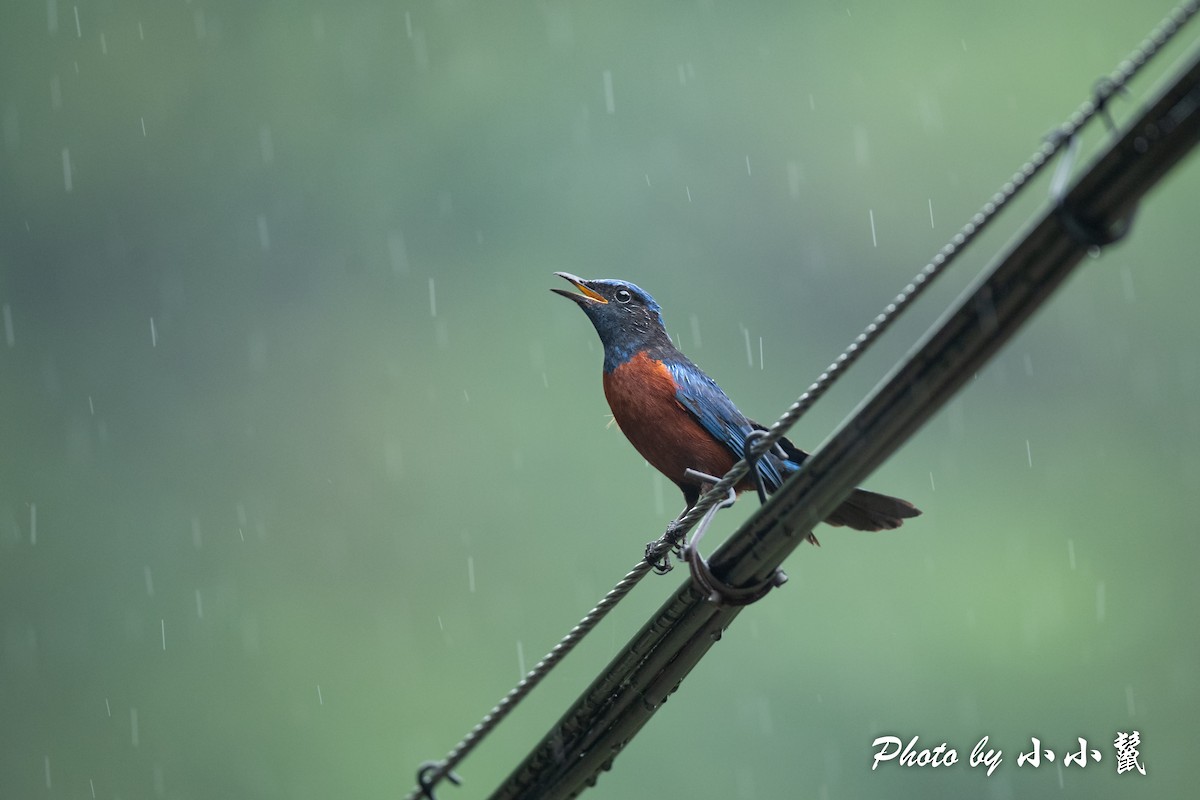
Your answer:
649;0;1200;562
493;39;1200;800
407;3;1199;796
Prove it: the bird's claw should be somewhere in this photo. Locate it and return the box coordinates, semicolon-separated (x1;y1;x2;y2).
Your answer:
665;519;688;556
646;517;688;574
645;541;673;574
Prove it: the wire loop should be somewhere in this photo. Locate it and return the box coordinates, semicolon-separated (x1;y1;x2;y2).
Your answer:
405;4;1200;797
674;470;787;606
416;762;461;800
1048;78;1139;248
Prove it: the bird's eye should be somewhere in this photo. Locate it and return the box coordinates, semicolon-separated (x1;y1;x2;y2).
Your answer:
615;289;632;304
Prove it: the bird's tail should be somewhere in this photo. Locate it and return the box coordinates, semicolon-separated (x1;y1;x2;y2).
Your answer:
761;427;922;532
825;487;921;532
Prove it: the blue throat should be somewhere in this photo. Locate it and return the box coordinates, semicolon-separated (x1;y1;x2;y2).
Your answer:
602;340;640;373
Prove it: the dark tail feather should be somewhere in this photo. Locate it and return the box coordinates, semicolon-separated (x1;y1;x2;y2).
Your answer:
825;487;921;532
757;426;921;533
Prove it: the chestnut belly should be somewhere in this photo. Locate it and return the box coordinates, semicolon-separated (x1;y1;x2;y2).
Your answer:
602;353;737;490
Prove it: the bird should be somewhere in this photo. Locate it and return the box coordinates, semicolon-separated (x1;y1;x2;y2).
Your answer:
552;272;920;537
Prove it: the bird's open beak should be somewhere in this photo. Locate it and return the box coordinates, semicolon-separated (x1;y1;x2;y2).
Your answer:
551;272;607;304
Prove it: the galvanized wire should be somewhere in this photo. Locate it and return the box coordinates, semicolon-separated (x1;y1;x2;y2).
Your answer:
406;561;654;799
649;0;1200;559
407;3;1199;796
498;43;1200;798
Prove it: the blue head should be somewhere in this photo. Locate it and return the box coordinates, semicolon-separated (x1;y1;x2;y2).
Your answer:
552;272;673;372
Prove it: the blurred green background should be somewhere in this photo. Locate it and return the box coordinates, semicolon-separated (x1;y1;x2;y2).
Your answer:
2;1;1197;798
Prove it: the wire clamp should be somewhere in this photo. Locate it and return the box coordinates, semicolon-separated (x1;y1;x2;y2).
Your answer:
416;761;461;800
1048;79;1138;249
742;430;773;505
680;467;788;605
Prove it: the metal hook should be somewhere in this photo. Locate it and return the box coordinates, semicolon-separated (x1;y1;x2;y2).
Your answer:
1091;76;1128;135
1048;79;1137;249
681;470;737;553
649;429;778;578
742;430;772;505
416;761;462;800
679;469;787;606
648;467;735;574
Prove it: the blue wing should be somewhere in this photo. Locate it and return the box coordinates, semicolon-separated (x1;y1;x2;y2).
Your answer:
665;359;792;489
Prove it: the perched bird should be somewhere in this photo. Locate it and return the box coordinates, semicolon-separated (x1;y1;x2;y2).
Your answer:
552;272;920;534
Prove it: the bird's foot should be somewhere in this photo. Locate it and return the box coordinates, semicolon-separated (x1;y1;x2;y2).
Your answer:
664;519;688;555
645;540;674;574
645;518;687;574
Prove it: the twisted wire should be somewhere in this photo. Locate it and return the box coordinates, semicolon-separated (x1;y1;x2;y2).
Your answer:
649;0;1199;557
409;3;1199;795
405;561;653;799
